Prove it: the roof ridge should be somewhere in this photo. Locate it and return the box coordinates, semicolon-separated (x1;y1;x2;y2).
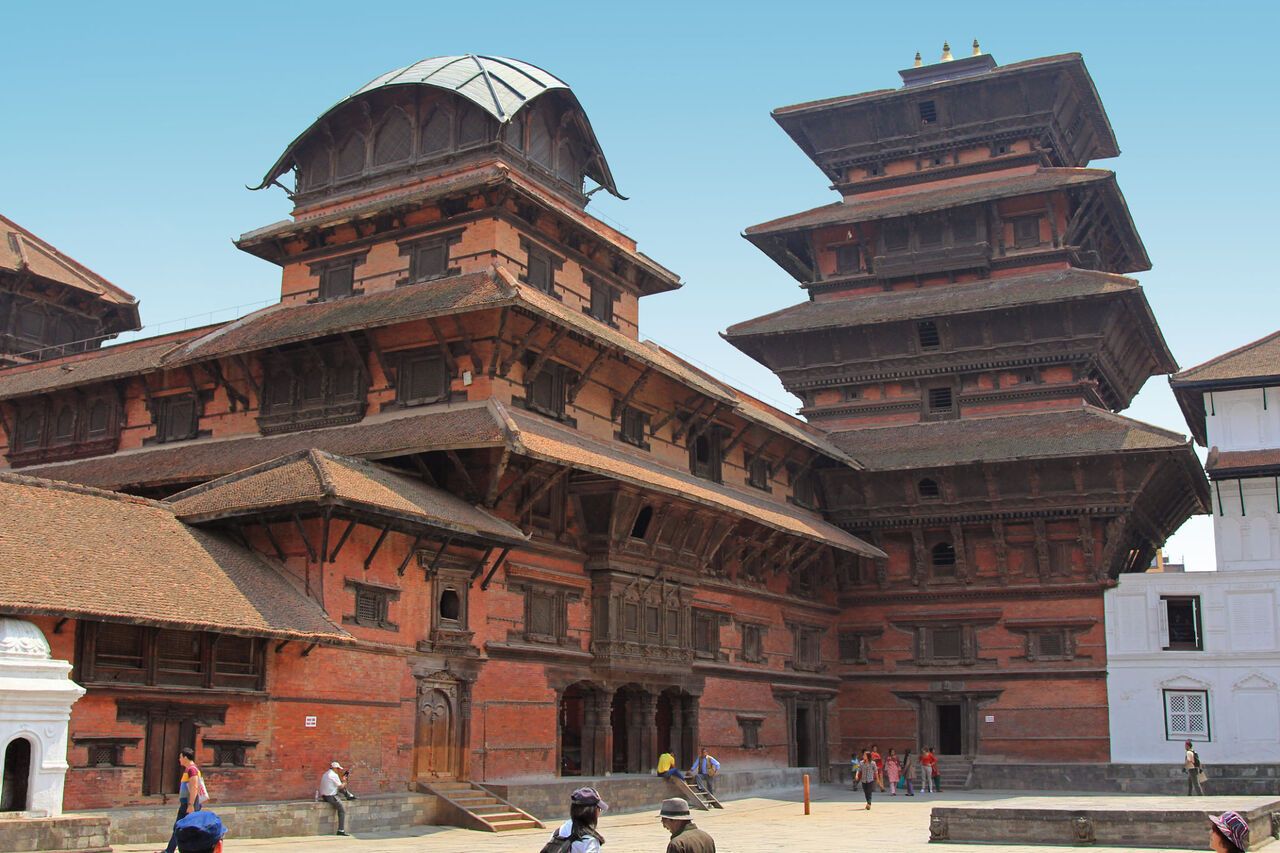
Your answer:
0;213;136;305
0;470;170;510
166;448;320;503
307;448;339;498
1173;329;1280;382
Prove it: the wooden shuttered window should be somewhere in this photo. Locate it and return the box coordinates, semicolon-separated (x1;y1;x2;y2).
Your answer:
526;250;553;293
82;622;264;690
588;280;614;324
153;394;198;443
318;264;355;301
397;351;449;406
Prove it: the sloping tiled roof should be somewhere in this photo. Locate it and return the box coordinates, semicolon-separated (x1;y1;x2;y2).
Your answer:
169;449;526;545
0;326;214;401
21;402;508;492
830;406;1191;471
0;472;349;641
724;269;1145;339
0;214;138;308
499;403;882;558
1204;448;1280;480
744;169;1116;236
1171;331;1280;386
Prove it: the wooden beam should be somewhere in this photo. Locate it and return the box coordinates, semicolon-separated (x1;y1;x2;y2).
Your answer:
514;465;570;518
452;315;482;373
499;315;547;376
487;307;511;377
769;444;804;478
364;330;394;388
485;448;512;508
479;546;512;591
523;327;569;385
364;525;391;570
650;393;701;436
611;367;653;420
445;450;478;500
425;535;455;574
204;359;249;411
670;398;711;442
261;522;287;562
340;333;372;388
233;355;262;404
566;348;608;405
292;514;317;563
425;317;458;374
410;453;439;488
329;519;357;562
396;535;425;577
492;458;543;508
686;402;728;443
721;423;754;457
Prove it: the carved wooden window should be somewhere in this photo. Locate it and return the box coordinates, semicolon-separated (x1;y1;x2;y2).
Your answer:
79;621;265;691
882;221;909;252
372;112;412;166
318;262;356;301
790;464;818;509
457;103;490;147
300;147;330;190
524;247;555;294
53;405;75;441
738;715;764;749
522;586;568;643
1164;689;1209;741
740;623;765;663
618;406;649;449
1029;629;1071;660
917;216;944;246
917;320;941;350
522;476;566;535
258;343;367;435
8;394;119;466
931;542;957;579
693;611;720;659
918;100;937;124
88;743;125;767
917;478;941;500
206;740;256;768
747;454;770;491
152;394;198;443
791;625;822;672
1161;596;1203;651
588;279;614;324
335;133;365;178
929;627;963;660
834;244;861;274
397;351;449;406
927;387;953;412
689;429;723;483
523;360;570;418
344;580;398;631
17;410;43;448
1012;215;1042;249
409;241;448;282
16;304;45;340
421;107;453;155
952;211;979;243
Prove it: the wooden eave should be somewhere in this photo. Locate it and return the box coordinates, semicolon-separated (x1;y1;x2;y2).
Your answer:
1169;374;1280;447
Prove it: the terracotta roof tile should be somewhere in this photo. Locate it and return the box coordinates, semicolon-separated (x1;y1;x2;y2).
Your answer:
0;214;138;309
724;268;1144;339
169;449;526;545
0;472;349;641
830;406;1191;470
1205;448;1280;479
0;326;214;401
20;402;508;492
1172;331;1280;386
500;403;882;558
744;169;1116;236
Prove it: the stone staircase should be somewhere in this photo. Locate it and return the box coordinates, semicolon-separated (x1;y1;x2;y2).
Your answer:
420;780;544;832
934;757;974;791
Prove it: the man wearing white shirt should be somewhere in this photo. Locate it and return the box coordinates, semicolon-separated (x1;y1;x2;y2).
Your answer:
320;761;350;835
689;748;720;796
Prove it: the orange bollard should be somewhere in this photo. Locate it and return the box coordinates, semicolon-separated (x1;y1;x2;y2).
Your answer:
803;773;811;815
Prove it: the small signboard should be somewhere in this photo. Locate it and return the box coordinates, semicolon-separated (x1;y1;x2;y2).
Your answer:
305;715;317;728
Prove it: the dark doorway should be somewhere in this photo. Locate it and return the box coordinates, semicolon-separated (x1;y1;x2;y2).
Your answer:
1;738;32;811
795;706;812;766
655;691;674;757
143;716;195;795
559;684;586;777
938;703;964;755
610;690;630;773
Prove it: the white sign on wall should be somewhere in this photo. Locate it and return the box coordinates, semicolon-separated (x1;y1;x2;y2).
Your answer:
305;715;317;728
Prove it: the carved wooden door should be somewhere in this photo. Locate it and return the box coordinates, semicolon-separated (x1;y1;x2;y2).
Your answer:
415;688;455;778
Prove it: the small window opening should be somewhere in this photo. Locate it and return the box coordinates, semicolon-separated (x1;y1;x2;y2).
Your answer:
927;387;953;413
930;153;946;167
439;589;461;622
865;163;884;178
0;737;32;812
834;244;860;274
631;506;654;539
918;478;940;499
1012;216;1042;249
917;320;941;350
918;101;938;124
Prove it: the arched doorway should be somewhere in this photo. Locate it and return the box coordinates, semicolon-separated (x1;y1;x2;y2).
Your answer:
560;684;588;776
1;737;32;812
415;686;456;779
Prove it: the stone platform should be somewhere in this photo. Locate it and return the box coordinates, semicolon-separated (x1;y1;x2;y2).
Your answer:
929;794;1280;849
0;814;112;853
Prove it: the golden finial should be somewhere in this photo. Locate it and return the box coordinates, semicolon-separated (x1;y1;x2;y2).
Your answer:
972;39;981;56
941;42;954;62
913;51;922;68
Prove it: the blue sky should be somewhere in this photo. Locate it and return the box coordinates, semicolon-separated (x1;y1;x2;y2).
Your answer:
4;1;1278;567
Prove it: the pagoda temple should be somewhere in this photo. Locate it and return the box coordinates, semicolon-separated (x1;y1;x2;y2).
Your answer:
724;44;1208;770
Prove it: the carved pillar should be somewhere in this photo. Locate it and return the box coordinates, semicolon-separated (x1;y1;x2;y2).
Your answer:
588;688;614;776
457;679;474;780
1032;518;1051;580
634;691;658;774
816;697;832;782
667;695;684;765
950;523;969;583
682;695;700;766
992;520;1009;584
910;529;927;587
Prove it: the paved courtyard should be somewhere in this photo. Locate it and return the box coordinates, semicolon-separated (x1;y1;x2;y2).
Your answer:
116;786;1248;853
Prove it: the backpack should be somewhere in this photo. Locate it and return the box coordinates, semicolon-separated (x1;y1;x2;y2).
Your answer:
540;826;592;853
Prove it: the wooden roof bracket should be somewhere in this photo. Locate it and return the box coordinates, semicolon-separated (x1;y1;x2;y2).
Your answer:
611;366;654;421
232;354;262;405
491;458;543;508
452;314;482;373
261;521;288;562
340;333;373;388
498;315;547;376
329;519;357;562
425;317;458;375
671;398;712;442
362;330;394;389
445;450;479;501
423;535;455;576
650;392;701;436
567;347;608;405
364;525;391;570
396;534;426;576
292;513;318;563
514;465;570;519
721;422;754;457
487;307;511;377
479;546;512;591
523;326;569;386
203;359;250;412
484;448;511;508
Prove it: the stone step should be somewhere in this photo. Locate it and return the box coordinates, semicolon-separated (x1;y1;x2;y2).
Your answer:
488;818;541;831
470;804;518;815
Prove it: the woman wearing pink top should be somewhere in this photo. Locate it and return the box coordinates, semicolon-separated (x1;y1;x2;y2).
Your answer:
884;749;902;796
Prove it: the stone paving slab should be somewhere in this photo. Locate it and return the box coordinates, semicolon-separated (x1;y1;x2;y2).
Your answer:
114;786;1255;853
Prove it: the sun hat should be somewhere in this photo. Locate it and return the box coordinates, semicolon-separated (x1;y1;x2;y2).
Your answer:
1209;811;1250;851
571;786;609;812
330;761;344;769
658;797;692;819
174;810;228;853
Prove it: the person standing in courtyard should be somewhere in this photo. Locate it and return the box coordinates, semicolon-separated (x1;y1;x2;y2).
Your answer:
689;747;720;796
900;749;916;796
658;797;716;853
884;748;901;795
543;787;607;853
855;750;877;810
1185;740;1205;795
870;744;885;791
920;747;937;793
1209;810;1250;853
319;761;351;836
160;748;205;853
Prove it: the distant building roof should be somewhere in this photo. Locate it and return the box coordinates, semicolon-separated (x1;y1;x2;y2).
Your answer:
829;406;1192;471
0;472;349;642
1169;330;1280;446
1204;448;1280;480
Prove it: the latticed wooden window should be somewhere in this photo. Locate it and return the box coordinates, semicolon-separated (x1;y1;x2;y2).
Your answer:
747;455;770;490
53;405;75;440
917;320;941;350
931;542;957;578
619;406;648;448
527;591;556;639
458;104;489;146
525;362;568;417
336;133;365;178
838;631;866;662
87;400;111;435
373;112;412;166
738;716;763;749
1035;630;1067;658
154;394;197;443
930;627;963;660
1165;690;1209;740
212;744;248;767
409;241;449;282
212;635;263;690
588;280;614;323
1013;216;1042;249
834;244;860;274
88;744;121;767
421;107;452;155
318;264;355;301
525;249;553;293
95;623;146;671
156;629;203;686
882;221;909;252
693;611;719;658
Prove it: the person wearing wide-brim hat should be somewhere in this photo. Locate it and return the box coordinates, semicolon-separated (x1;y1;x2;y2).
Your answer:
658;797;716;853
544;787;608;853
1209;810;1250;853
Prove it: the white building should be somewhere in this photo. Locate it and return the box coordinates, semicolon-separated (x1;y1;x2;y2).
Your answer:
1106;331;1280;764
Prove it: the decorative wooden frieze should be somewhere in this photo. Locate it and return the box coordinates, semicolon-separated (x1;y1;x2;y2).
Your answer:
1032;518;1051;581
991;520;1009;584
